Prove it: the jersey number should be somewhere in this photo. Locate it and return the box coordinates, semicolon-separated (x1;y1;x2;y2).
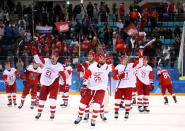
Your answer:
163;73;169;79
9;76;14;81
94;73;101;82
141;71;146;78
45;70;52;78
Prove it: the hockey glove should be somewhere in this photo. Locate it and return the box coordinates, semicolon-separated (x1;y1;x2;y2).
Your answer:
149;83;154;91
80;85;87;97
118;73;125;80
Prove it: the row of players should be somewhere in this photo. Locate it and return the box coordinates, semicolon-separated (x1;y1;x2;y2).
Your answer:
2;46;177;126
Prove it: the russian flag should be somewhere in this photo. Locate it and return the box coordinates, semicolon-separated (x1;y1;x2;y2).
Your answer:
144;38;156;48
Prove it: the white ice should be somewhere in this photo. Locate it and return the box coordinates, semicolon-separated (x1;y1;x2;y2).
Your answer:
0;94;185;131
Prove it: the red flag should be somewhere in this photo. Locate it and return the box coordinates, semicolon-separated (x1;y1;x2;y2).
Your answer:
123;23;138;36
55;22;69;32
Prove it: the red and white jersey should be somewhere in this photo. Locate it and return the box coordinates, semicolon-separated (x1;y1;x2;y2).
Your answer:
34;55;66;86
113;57;143;88
3;68;18;85
114;63;136;88
59;65;72;85
23;65;42;86
83;62;114;91
136;65;153;85
157;69;172;86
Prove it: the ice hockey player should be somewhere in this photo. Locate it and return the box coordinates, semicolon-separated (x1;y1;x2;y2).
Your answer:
59;59;72;107
76;51;108;121
157;64;177;104
31;48;66;119
18;60;42;109
136;56;154;112
113;54;143;119
74;53;114;126
3;62;20;106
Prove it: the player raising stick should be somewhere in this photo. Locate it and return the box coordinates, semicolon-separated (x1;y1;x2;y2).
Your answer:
3;62;20;106
59;59;72;107
157;64;177;104
31;48;66;119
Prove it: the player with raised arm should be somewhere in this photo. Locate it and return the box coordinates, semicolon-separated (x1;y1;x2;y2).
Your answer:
157;64;177;104
113;52;143;119
74;53;114;126
136;56;154;112
18;60;42;109
59;59;72;107
3;62;20;106
31;48;66;119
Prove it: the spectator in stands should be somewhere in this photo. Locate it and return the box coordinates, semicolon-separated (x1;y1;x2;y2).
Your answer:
165;26;172;39
67;4;73;21
157;2;165;21
116;20;124;31
61;4;67;21
61;39;70;57
145;2;150;12
183;2;185;18
159;27;166;39
73;4;81;20
4;10;10;25
0;62;2;72
0;10;5;21
112;3;118;22
86;2;94;20
174;25;181;37
167;2;175;21
153;38;162;56
24;29;31;43
119;3;125;21
174;34;180;58
152;26;159;39
70;37;79;52
93;3;99;14
151;8;159;22
99;1;108;22
163;45;170;67
129;8;139;23
0;21;4;40
16;58;24;72
41;3;48;26
15;2;22;15
75;20;81;36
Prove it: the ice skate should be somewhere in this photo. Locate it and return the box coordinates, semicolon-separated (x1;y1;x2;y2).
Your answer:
18;103;24;109
7;101;12;106
50;113;55;119
84;113;89;120
100;113;107;121
91;119;96;126
13;101;17;106
124;112;129;119
143;106;150;112
173;97;177;103
114;111;119;119
74;116;82;124
60;102;68;107
164;98;168;104
35;113;41;119
30;104;34;109
138;106;144;112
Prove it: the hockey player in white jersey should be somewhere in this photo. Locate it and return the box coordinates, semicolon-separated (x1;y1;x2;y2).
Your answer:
3;62;20;106
59;59;72;107
74;53;114;126
31;48;66;119
113;53;143;119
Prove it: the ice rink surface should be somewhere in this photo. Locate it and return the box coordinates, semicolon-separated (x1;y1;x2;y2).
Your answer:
0;94;185;131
